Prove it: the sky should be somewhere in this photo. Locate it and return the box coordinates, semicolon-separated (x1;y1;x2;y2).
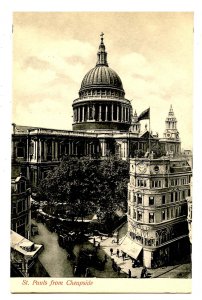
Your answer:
12;12;193;149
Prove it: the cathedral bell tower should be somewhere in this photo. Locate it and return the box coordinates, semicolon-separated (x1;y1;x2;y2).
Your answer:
163;105;180;141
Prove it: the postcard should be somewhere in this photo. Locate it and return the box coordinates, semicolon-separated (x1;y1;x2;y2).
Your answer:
8;10;194;294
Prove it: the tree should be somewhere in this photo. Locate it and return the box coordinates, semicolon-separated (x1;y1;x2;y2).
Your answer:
37;157;129;223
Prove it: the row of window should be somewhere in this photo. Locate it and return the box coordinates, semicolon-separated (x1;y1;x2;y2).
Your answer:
13;181;27;194
129;189;190;205
128;204;187;223
132;177;191;189
170;176;191;186
12;199;28;215
80;89;124;98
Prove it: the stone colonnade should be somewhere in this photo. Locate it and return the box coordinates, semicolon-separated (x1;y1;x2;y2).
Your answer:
28;137;128;161
73;102;131;123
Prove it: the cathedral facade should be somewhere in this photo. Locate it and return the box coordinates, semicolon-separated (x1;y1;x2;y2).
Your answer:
11;34;181;187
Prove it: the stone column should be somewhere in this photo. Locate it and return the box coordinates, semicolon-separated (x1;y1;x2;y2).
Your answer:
124;141;128;159
99;105;102;121
121;106;123;122
78;107;81;122
116;141;121;158
69;140;71;155
127;107;130;122
105;105;108;121
73;109;75;122
39;139;42;162
100;139;107;157
82;106;85;122
111;103;114;121
76;108;79;122
71;141;74;155
44;140;47;161
87;105;90;120
92;104;95;120
55;141;58;160
117;105;119;121
33;140;36;161
52;140;55;160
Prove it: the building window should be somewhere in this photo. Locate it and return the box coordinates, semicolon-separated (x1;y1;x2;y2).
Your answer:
175;192;178;201
133;194;136;203
162;210;165;221
149;212;154;223
137;194;142;204
152;180;162;188
162;195;166;204
17;200;26;213
12;203;16;215
137;211;142;221
149;196;154;205
182;190;185;199
171;208;173;218
133;210;136;219
188;189;191;196
171;192;174;202
17;142;25;157
137;179;146;187
167;208;169;219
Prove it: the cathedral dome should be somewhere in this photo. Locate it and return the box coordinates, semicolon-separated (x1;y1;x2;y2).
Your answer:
72;33;132;132
80;65;124;92
79;32;124;95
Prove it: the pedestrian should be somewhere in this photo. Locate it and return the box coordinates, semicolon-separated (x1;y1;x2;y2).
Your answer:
144;266;148;278
116;249;120;257
141;267;147;278
117;233;119;244
85;267;89;277
122;252;125;261
73;265;77;276
110;248;113;256
128;269;131;278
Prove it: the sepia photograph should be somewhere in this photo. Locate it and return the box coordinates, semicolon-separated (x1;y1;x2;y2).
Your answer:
10;11;193;293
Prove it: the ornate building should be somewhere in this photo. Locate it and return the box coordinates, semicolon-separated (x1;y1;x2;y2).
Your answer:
127;157;192;268
11;34;181;188
11;174;31;239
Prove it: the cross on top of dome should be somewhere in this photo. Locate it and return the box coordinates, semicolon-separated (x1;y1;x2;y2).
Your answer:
97;32;108;67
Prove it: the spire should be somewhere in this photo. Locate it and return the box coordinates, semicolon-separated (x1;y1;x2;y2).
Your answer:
96;32;108;67
168;104;174;117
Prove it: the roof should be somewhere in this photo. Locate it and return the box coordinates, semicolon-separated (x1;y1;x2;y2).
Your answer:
80;65;124;92
10;230;43;258
120;236;142;259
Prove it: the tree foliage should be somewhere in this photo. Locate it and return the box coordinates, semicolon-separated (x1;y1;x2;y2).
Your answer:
37;157;129;221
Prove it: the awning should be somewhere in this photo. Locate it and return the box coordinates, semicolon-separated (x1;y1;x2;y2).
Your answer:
120;236;142;259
